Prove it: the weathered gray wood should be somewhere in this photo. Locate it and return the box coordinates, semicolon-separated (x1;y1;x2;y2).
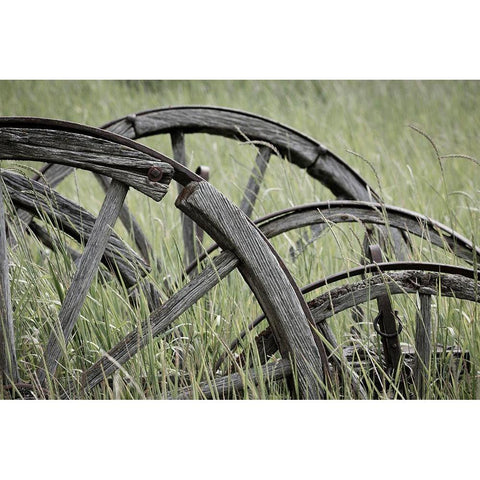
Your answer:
104;106;381;202
80;250;239;392
108;106;325;169
414;294;432;398
239;146;271;217
170;358;292;400
94;173;156;267
3;171;148;289
185;200;479;277
28;221;82;265
39;180;129;382
170;131;197;266
35;163;75;189
227;263;478;370
308;271;480;325
0;126;173;201
256;201;479;263
176;181;327;399
0;182;19;384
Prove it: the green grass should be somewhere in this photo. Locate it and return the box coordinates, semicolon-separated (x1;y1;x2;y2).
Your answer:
1;80;479;399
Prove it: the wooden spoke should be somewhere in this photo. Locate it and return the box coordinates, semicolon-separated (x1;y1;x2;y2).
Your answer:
170;131;197;266
414;293;432;398
80;250;239;392
39;180;129;383
3;171;149;289
94;173;157;267
239;145;271;217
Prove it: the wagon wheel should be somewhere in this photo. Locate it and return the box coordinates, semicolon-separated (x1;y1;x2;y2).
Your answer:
200;261;477;400
209;201;479;397
0;117;330;399
35;106;409;269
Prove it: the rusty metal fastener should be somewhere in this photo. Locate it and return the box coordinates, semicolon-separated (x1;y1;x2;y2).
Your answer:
147;166;163;182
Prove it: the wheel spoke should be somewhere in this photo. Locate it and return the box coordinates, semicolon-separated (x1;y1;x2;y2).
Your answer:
80;250;239;393
170;131;197;266
39;180;129;383
239;145;271;217
414;293;432;398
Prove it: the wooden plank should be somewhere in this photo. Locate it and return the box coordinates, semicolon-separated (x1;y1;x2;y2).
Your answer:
176;181;327;399
39;180;129;382
414;293;432;398
0;182;19;384
80;250;239;392
239;145;271;217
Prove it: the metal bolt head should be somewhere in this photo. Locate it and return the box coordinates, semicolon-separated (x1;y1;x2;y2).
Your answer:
147;166;163;182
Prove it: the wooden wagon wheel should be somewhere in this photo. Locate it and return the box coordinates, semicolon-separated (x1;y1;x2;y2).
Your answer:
199;262;478;400
0;117;330;399
209;201;479;398
35;106;409;269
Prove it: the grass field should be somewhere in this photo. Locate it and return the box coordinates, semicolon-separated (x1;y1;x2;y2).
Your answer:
0;80;479;399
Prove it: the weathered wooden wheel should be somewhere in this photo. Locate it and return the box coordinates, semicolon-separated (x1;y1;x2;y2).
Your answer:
212;202;479;398
1;112;478;400
36;106;409;270
0;117;332;399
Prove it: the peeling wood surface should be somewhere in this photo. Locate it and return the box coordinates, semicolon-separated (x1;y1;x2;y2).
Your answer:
0;127;173;201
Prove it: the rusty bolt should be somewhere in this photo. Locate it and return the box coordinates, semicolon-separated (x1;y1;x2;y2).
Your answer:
147;166;163;182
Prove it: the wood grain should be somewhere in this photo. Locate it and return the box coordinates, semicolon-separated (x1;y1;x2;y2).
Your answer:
2;171;149;289
308;271;480;324
414;293;432;398
239;146;271;217
80;250;239;391
39;180;129;382
170;131;197;266
0;127;173;201
176;181;326;399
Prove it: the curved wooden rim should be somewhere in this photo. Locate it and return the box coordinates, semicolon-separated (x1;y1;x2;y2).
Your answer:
185;200;478;276
221;261;479;367
102;105;377;200
0;116;202;186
